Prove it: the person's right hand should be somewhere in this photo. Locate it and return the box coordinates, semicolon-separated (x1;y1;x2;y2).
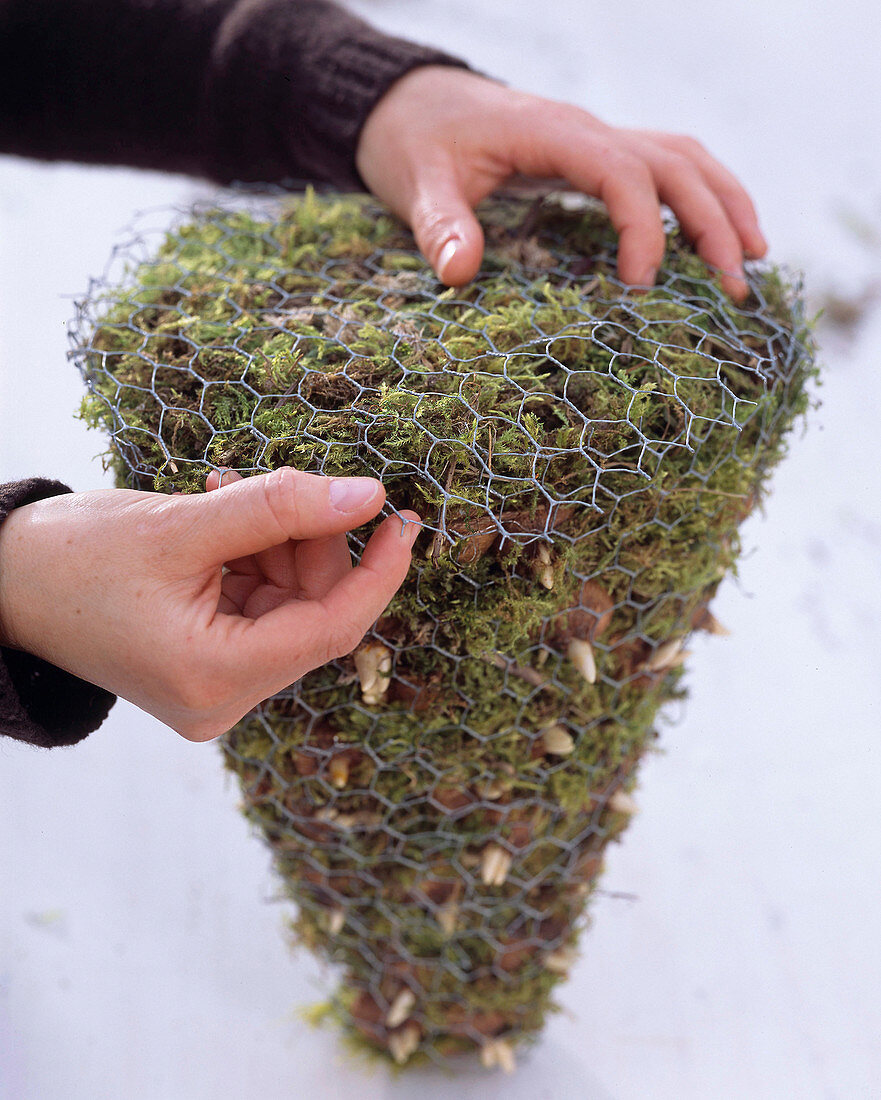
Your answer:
0;468;420;741
357;66;767;301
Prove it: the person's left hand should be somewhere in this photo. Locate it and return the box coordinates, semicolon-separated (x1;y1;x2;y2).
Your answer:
356;66;767;301
0;467;420;741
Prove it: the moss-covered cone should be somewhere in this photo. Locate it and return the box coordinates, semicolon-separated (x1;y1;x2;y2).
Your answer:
73;189;816;1071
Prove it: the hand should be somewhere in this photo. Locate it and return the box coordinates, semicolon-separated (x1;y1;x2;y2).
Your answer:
0;469;420;741
356;66;767;300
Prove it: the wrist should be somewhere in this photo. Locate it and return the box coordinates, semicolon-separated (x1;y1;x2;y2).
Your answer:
0;504;33;650
0;479;72;651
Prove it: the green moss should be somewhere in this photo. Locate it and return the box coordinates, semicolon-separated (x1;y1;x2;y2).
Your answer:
74;188;816;1071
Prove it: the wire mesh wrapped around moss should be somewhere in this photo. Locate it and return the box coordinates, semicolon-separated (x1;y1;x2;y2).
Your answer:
72;188;816;1072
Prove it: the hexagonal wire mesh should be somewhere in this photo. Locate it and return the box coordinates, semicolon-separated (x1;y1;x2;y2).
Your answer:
70;188;815;1073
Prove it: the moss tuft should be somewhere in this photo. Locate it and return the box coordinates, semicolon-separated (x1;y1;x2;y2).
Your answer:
73;188;817;1071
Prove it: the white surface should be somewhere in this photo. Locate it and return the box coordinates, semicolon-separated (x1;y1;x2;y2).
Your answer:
1;2;880;1098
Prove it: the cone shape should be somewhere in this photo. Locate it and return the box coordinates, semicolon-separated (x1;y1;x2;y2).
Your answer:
74;190;816;1069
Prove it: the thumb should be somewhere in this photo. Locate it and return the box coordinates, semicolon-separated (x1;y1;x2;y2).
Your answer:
173;467;386;564
407;165;486;286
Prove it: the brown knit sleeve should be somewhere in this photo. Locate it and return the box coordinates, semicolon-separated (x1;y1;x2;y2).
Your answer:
0;0;470;187
0;479;116;749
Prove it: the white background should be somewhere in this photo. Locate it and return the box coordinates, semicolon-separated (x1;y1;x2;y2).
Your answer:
1;1;880;1097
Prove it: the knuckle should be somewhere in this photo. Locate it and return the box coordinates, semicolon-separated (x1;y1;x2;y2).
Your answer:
173;682;214;716
538;99;583;131
656;148;692;176
172;718;202;742
500;93;569;140
670;133;706;159
174;718;225;743
603;150;655;192
325;617;368;661
157;643;243;741
260;466;301;539
656;150;706;193
167;676;234;742
600;146;640;175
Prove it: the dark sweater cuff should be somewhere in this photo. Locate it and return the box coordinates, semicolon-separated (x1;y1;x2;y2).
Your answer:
205;0;471;187
0;478;116;748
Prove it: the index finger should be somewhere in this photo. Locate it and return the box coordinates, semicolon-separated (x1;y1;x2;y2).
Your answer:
229;511;422;687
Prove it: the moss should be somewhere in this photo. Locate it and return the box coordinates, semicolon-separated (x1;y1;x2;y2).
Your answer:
74;187;817;1071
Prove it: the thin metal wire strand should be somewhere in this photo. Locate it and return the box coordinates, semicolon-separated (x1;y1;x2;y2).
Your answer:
69;190;814;1072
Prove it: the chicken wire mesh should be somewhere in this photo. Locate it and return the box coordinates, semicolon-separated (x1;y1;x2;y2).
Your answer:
70;188;816;1072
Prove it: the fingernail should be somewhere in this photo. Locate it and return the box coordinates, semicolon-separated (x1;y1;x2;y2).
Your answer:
329;477;379;513
437;238;460;283
641;267;658;287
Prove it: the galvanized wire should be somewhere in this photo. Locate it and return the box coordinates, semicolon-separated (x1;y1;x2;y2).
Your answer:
70;188;815;1072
